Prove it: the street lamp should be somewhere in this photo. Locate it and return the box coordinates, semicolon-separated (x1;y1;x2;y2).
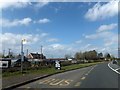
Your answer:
21;39;26;73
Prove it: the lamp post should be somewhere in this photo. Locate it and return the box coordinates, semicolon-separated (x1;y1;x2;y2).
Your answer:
21;39;26;73
21;39;24;73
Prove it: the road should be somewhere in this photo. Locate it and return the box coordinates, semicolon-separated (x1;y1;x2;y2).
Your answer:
17;62;119;89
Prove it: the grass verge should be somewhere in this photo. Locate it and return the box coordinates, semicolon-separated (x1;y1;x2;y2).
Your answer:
2;62;101;77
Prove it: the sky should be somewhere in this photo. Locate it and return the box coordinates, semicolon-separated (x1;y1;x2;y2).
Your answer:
0;0;118;58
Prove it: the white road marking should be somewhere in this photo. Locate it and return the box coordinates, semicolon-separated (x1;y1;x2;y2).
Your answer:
81;77;86;80
115;68;120;71
85;65;97;76
26;86;31;88
39;78;55;84
108;63;120;74
39;78;73;86
59;80;73;86
49;79;62;86
74;82;81;87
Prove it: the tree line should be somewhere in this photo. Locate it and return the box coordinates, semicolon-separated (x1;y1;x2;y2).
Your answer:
74;50;115;61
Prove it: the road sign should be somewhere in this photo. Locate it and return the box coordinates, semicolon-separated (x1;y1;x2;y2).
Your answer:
55;60;61;70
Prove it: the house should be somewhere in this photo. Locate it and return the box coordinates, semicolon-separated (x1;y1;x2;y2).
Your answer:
27;53;48;67
13;57;31;67
27;53;46;62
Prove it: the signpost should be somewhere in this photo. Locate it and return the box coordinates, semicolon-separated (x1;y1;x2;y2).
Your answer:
55;60;61;70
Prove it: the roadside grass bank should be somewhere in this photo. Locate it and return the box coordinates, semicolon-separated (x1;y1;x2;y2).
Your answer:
2;62;102;77
118;60;120;66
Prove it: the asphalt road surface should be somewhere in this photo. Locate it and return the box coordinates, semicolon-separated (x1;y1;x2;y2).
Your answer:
17;62;119;89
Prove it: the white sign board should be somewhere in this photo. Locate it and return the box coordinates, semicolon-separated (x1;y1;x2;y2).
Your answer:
55;60;61;69
0;61;8;68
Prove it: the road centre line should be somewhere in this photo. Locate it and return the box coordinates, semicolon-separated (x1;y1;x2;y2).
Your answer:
81;77;86;80
85;65;97;76
74;82;81;87
26;86;31;88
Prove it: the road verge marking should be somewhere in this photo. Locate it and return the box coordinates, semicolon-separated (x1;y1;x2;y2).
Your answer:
108;63;120;74
115;68;120;71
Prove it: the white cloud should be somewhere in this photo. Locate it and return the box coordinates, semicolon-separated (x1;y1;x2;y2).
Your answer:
97;23;117;32
19;18;32;25
0;32;49;53
85;31;118;46
75;40;82;44
1;33;39;45
85;31;111;39
85;23;117;40
34;1;49;8
40;33;49;37
0;18;32;27
43;43;76;58
37;18;50;24
104;35;118;46
1;32;118;57
50;44;65;50
85;1;118;21
85;25;118;48
0;0;31;9
0;0;50;9
47;38;59;42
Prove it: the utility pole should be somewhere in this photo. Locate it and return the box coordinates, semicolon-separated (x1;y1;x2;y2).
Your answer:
41;45;43;54
8;48;11;58
41;46;43;59
26;49;28;57
3;49;5;58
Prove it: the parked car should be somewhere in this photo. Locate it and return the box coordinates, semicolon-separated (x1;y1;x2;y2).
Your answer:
112;60;117;64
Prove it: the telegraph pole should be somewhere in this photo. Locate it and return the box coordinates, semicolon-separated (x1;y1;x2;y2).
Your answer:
41;46;43;59
26;49;28;57
3;49;5;58
41;45;43;54
8;48;11;58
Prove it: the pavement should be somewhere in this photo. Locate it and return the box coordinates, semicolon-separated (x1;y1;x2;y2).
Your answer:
16;62;119;89
2;73;49;90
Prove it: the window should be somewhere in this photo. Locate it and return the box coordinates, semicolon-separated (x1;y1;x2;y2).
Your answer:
2;63;7;66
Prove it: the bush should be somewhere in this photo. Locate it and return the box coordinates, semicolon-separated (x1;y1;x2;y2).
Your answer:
61;61;72;66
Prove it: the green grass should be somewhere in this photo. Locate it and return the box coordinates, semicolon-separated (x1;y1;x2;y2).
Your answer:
2;62;101;77
118;60;120;66
62;63;98;70
2;71;25;77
